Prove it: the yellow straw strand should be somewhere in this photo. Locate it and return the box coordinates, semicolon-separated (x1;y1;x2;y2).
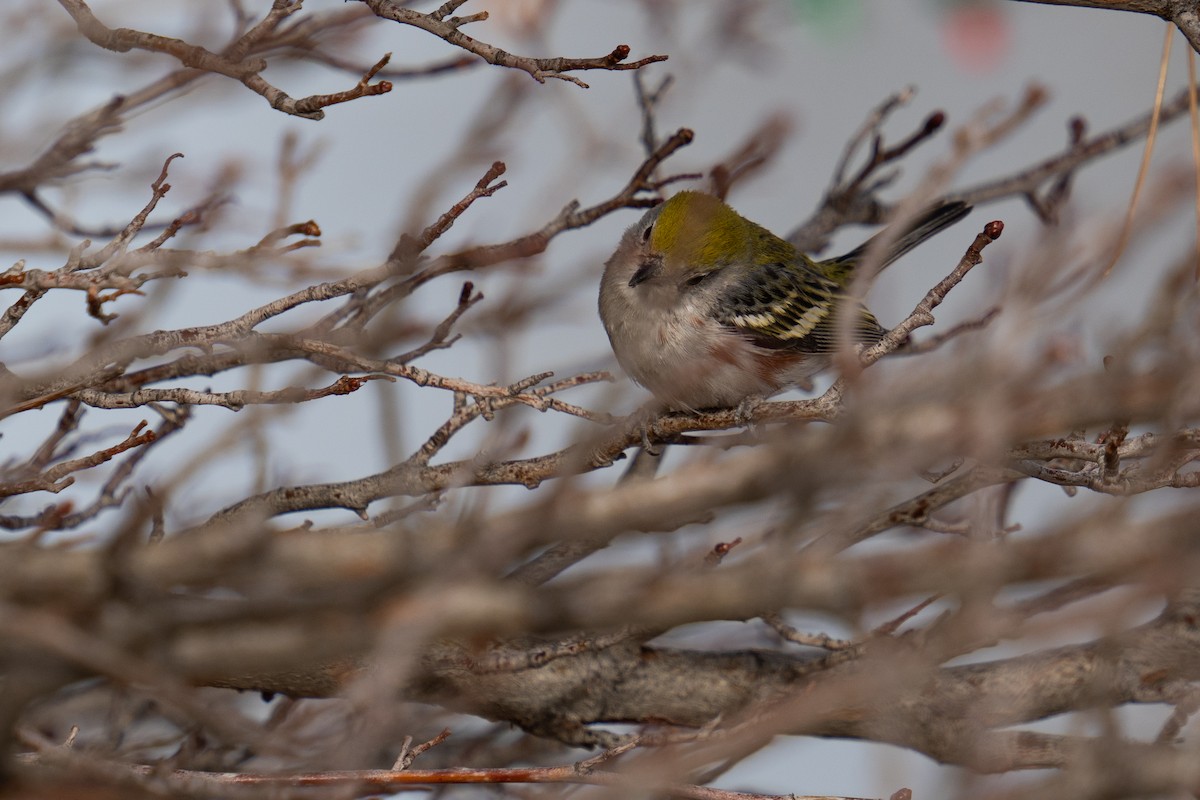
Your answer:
1188;46;1200;281
1101;22;1173;280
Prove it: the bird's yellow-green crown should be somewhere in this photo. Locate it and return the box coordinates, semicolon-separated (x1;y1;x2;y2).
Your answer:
650;191;795;271
650;192;748;270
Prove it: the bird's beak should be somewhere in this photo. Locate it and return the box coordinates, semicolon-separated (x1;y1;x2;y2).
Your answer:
629;256;662;288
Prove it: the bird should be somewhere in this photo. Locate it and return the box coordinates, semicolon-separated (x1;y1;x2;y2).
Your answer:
599;191;971;411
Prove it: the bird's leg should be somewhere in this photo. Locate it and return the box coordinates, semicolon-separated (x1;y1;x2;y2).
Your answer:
633;401;665;457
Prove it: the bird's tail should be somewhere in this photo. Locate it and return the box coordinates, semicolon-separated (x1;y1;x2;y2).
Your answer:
827;200;972;279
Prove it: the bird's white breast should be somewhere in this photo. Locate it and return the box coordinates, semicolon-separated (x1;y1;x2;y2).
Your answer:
601;287;816;409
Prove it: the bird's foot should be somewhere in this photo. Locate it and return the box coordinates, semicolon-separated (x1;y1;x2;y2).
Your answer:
733;394;766;428
639;418;662;457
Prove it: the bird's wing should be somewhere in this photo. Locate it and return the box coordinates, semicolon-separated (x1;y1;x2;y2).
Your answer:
713;261;886;353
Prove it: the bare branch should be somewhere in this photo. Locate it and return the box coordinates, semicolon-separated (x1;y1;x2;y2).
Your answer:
360;0;667;88
56;0;392;120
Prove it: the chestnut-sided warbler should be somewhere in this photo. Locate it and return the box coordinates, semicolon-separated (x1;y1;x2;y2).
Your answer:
599;191;970;410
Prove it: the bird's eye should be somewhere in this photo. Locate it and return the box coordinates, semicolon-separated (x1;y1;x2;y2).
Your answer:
685;272;711;287
641;224;653;243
